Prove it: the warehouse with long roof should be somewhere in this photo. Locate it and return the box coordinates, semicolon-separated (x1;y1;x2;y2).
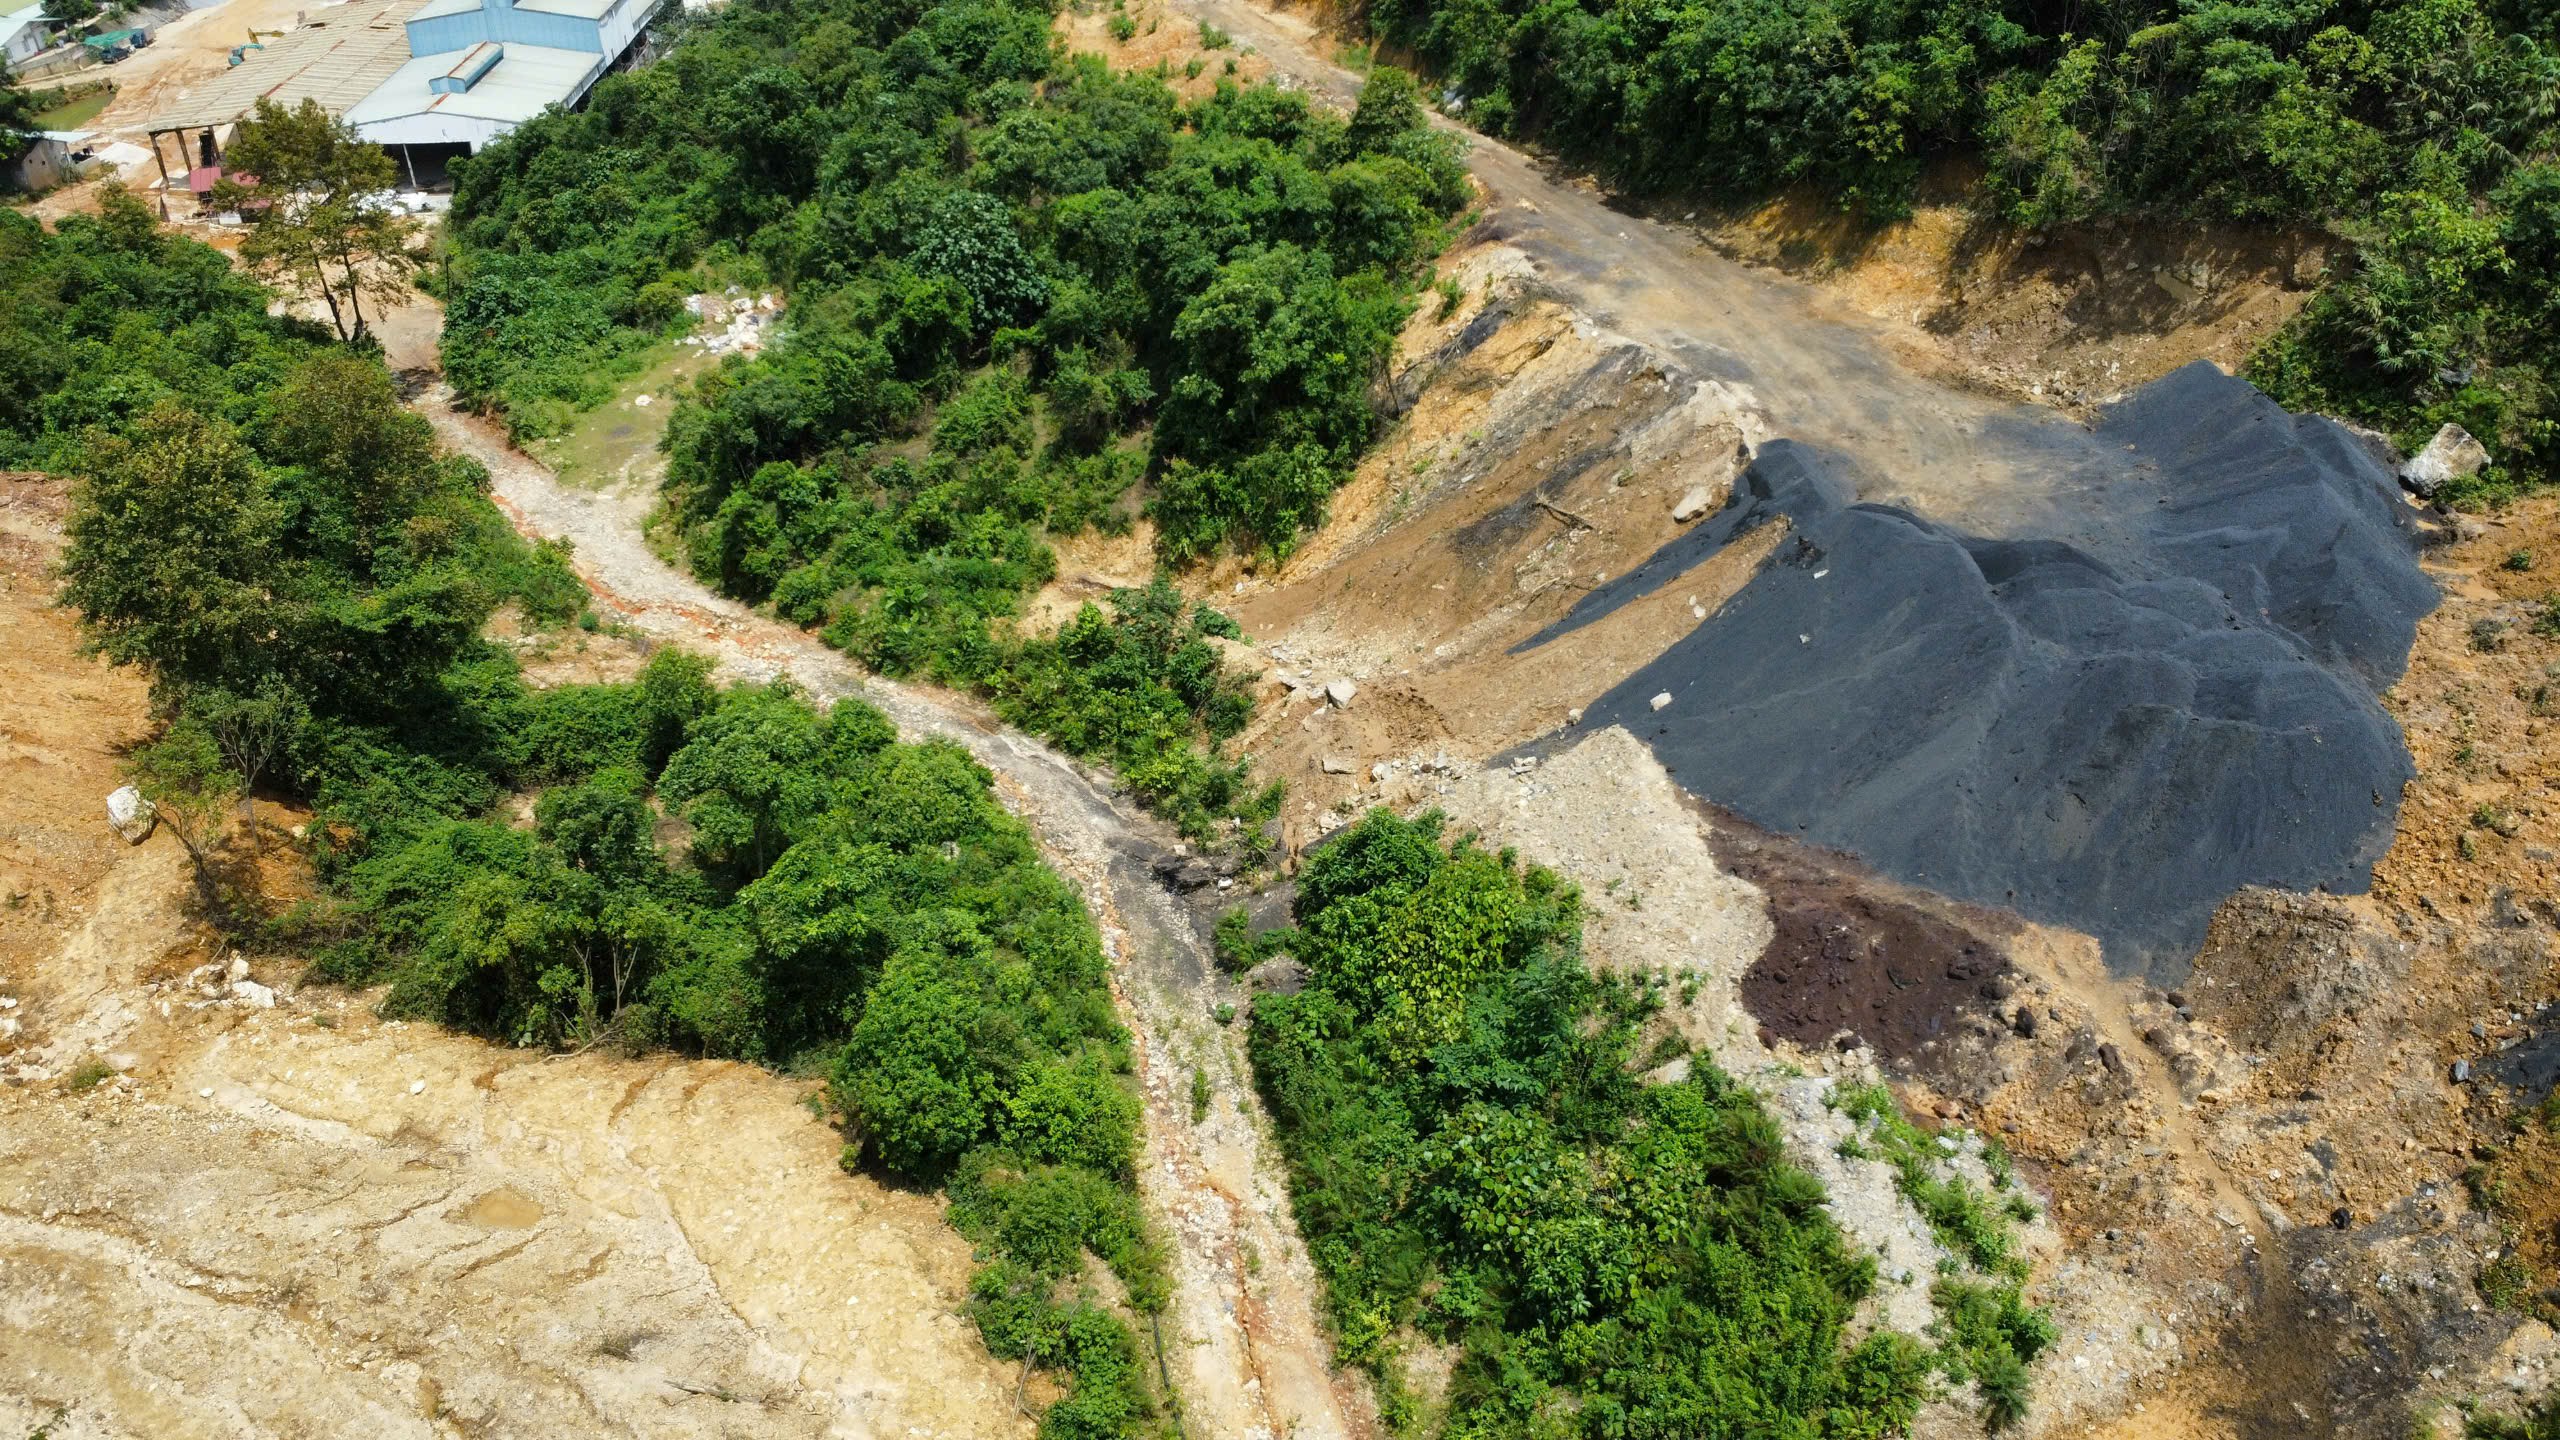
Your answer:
145;0;657;188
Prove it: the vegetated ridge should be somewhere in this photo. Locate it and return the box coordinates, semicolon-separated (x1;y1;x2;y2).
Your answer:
438;0;1472;844
1346;0;2560;507
1235;809;2051;1433
12;186;1170;1436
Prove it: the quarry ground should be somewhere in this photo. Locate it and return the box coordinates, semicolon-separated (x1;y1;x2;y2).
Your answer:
10;5;2560;1439
1105;2;2560;1434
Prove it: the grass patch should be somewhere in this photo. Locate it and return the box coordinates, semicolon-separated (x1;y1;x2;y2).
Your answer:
1833;1083;2054;1427
527;335;720;489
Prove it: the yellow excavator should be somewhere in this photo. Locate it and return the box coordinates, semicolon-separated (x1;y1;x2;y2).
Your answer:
226;28;282;66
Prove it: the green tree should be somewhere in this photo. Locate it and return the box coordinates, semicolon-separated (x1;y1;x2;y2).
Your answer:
909;188;1050;333
1000;1054;1141;1177
59;402;282;694
656;684;832;877
1343;63;1430;157
128;720;242;915
260;353;442;553
188;677;308;832
1150;244;1406;556
214;99;415;343
0;59;38;174
836;937;997;1176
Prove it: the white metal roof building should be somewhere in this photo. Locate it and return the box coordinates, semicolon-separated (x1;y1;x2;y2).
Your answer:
147;0;655;171
343;35;606;149
2;4;52;66
351;0;656;150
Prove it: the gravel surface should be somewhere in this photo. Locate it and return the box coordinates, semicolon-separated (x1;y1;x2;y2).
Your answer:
1547;367;2434;977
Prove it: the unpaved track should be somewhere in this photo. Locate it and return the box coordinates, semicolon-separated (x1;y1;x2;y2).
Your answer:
422;391;1367;1440
1162;0;2140;545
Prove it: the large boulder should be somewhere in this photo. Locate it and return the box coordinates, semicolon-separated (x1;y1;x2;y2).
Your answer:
2398;423;2491;497
106;785;156;845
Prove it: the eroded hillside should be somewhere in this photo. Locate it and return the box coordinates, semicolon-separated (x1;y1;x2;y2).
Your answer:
0;474;1031;1440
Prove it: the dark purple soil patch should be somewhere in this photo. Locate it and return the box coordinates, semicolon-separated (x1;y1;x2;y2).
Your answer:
1709;802;2018;1082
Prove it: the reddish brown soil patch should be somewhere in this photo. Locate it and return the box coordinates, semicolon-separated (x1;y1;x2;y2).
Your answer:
1717;806;2018;1079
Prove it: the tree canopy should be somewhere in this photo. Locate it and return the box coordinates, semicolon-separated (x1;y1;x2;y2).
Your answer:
215;99;417;343
38;192;1167;1439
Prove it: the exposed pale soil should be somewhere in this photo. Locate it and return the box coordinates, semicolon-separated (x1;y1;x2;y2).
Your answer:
0;475;1034;1440
1699;167;2323;414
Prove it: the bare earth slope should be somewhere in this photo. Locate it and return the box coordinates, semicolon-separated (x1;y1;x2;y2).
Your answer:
0;475;1028;1440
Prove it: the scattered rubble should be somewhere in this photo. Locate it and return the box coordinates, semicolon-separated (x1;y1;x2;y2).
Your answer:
679;290;783;357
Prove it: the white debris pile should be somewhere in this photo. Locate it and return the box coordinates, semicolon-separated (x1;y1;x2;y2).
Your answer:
179;954;282;1011
681;289;784;357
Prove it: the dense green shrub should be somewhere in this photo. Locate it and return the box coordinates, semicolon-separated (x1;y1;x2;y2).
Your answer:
1249;809;1966;1435
38;195;1162;1438
445;0;1471;845
1350;0;2560;495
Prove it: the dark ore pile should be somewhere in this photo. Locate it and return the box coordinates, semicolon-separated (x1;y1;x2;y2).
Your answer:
1526;363;2438;979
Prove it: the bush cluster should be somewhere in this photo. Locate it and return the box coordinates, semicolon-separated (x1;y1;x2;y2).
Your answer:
1246;810;1982;1435
37;197;1164;1438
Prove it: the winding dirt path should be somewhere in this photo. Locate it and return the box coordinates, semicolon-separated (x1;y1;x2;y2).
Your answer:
1155;0;2145;548
420;390;1370;1440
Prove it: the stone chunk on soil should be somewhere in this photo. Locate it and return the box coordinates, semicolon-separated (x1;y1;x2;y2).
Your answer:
1672;486;1715;521
106;785;155;844
1319;755;1354;775
2398;423;2490;497
1323;677;1358;708
1152;854;1218;892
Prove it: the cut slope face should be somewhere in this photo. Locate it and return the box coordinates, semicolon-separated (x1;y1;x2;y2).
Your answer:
1144;0;2436;981
1533;364;2435;977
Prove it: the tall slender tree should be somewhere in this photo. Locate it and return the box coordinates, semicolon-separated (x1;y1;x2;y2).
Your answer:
0;58;39;177
213;99;415;343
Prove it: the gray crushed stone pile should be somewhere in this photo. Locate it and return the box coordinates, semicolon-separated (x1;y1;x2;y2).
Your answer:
1524;363;2437;979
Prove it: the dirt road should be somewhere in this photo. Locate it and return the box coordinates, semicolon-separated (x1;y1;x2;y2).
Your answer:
418;388;1371;1440
1162;0;2145;547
